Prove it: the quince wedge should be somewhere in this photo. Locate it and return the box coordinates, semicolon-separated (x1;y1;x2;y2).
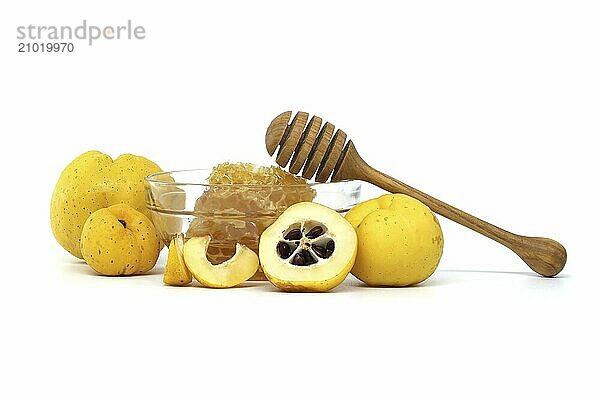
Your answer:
163;234;192;286
182;236;259;288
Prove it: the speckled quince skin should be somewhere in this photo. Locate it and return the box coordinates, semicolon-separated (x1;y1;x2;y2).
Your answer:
346;194;444;286
50;151;161;258
80;204;161;276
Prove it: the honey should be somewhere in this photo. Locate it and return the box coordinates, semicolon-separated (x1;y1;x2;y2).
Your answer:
186;163;315;279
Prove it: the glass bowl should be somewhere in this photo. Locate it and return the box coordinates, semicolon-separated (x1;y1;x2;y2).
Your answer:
144;169;361;280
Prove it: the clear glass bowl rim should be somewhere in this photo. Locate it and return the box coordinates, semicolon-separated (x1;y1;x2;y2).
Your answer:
145;169;360;188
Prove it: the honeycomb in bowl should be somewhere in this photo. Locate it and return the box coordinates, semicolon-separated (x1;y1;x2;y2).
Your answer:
207;162;310;186
186;163;316;279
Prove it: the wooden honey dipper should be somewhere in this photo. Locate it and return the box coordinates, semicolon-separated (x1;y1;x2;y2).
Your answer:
265;111;567;277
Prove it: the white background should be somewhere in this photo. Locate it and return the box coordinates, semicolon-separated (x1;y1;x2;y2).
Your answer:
1;1;598;399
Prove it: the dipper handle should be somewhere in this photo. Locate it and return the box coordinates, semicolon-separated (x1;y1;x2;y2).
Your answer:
336;145;567;277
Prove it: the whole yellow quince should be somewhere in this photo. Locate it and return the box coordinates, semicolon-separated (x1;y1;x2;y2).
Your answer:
345;194;443;286
50;151;161;258
80;204;161;276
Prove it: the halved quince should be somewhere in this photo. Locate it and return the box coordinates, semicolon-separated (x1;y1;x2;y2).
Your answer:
163;234;192;286
182;236;259;288
259;202;357;292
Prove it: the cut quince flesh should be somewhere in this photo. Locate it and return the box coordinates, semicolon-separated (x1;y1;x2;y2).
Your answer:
183;236;259;288
259;202;357;292
163;234;192;286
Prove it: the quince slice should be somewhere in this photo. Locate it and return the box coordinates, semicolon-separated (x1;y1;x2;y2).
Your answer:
183;236;259;288
163;234;192;286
